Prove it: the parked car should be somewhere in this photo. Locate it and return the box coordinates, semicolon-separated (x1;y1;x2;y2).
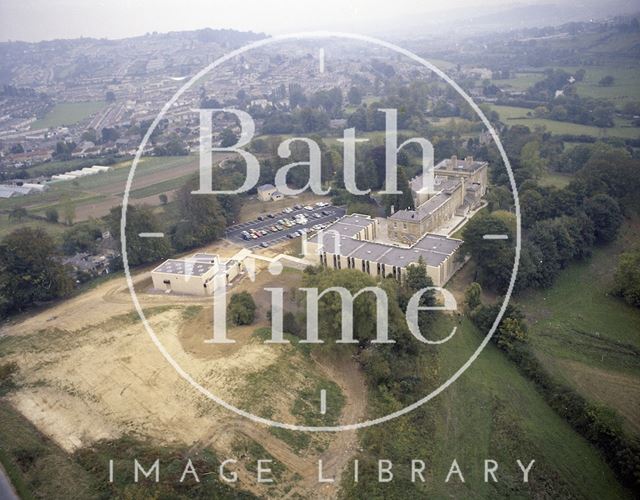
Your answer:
294;204;302;210
313;212;322;218
321;210;331;216
260;242;269;248
267;213;275;218
304;205;314;211
287;233;295;239
257;215;264;221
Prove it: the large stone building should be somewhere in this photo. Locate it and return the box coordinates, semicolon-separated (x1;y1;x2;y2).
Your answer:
306;214;463;287
388;155;488;244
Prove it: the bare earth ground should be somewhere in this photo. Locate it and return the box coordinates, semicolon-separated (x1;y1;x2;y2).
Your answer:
0;240;366;498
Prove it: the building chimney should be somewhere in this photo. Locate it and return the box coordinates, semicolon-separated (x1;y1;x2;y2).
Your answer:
450;155;457;168
465;156;473;166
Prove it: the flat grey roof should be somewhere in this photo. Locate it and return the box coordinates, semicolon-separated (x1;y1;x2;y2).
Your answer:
436;158;487;174
310;214;462;269
153;259;215;276
191;253;218;262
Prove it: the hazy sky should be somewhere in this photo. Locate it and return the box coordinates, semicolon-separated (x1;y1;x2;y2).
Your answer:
1;0;541;42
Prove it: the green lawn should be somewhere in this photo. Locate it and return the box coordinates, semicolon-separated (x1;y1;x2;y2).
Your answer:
488;104;640;139
427;315;632;499
492;66;640;105
492;71;545;91
539;171;573;189
0;214;67;240
31;101;106;130
559;66;640;104
0;155;199;223
517;219;640;436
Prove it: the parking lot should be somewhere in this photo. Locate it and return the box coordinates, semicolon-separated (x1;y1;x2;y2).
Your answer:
225;203;346;249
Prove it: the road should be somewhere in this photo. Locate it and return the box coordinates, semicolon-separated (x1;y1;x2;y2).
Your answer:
225;204;346;249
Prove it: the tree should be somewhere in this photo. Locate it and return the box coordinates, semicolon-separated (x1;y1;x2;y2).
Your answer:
598;75;615;86
470;302;527;353
107;205;171;267
405;256;433;294
158;193;168;205
520;141;547;179
154;134;188;156
461;214;514;292
62;222;102;255
52;141;76;160
61;195;76;225
613;249;640;308
105;90;116;102
585;194;623;243
219;128;238;148
45;208;59;223
382;168;413;215
101;127;119;143
301;268;382;347
171;177;228;251
0;228;73;314
402;256;436;331
465;282;482;311
347;86;363;106
81;128;98;143
496;316;527;352
228;291;256;325
8;207;27;222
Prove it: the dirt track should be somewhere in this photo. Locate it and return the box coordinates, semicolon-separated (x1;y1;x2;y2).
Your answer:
0;250;367;498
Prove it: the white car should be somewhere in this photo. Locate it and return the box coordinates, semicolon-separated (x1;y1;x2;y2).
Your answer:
283;207;293;214
304;205;314;211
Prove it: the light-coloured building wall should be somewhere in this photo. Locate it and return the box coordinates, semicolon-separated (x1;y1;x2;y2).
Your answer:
151;269;215;295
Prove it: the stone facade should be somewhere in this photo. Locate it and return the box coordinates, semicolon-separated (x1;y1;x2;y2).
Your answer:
387;155;488;244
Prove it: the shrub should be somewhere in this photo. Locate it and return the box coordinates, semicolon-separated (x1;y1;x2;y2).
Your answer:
227;292;256;326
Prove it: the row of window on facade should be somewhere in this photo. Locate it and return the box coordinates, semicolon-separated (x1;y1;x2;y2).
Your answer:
320;252;403;281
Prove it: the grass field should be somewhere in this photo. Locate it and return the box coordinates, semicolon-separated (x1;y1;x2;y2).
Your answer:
491;66;640;106
516;219;640;437
0;214;67;240
561;66;640;104
427;315;632;499
491;71;545;91
538;171;573;188
31;101;106;130
0;155;203;224
488;104;640;139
